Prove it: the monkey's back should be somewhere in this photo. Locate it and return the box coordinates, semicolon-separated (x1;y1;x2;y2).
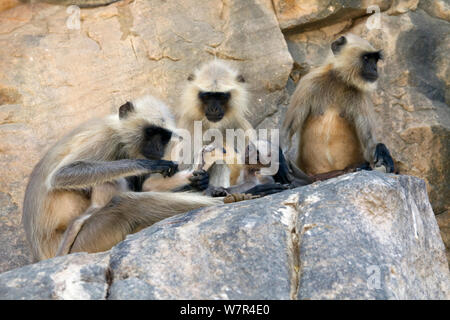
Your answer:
22;117;117;261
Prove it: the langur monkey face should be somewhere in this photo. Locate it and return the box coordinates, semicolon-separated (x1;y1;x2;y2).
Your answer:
118;100;174;160
360;51;382;82
141;125;173;160
198;91;231;122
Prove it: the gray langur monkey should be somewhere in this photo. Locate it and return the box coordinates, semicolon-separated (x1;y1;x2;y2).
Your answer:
23;95;221;261
283;33;395;175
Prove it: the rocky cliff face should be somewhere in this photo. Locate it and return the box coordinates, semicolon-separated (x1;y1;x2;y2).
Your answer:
0;172;448;300
0;0;448;274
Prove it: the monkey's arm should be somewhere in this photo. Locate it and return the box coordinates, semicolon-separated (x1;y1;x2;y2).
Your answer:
351;106;395;173
51;159;177;189
143;170;209;192
282;83;312;148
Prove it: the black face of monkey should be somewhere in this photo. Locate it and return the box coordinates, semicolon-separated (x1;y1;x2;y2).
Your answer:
141;125;172;160
198;91;231;122
360;51;382;82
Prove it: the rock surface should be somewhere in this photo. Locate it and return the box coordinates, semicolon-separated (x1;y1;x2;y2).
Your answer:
0;172;448;300
273;0;392;31
0;0;448;274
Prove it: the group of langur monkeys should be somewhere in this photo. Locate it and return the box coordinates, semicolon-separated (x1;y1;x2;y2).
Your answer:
23;34;395;262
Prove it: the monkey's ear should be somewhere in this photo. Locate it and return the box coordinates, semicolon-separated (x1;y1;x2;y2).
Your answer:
187;74;195;81
331;36;347;55
237;75;245;83
119;101;135;119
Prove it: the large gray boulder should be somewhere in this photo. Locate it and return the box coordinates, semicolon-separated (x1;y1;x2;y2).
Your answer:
0;171;448;300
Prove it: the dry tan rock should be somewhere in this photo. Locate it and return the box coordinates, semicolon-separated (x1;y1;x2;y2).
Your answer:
0;0;20;13
387;0;419;15
419;0;450;22
0;0;292;272
273;0;392;31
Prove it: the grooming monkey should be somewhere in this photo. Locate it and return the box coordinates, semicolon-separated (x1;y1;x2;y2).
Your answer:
284;33;394;176
23;95;221;261
56;97;209;256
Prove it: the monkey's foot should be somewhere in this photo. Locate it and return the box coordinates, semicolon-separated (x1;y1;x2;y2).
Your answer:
188;170;209;191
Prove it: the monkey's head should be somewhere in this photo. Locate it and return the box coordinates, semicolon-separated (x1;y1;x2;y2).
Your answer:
330;33;383;91
181;60;249;128
117;96;177;160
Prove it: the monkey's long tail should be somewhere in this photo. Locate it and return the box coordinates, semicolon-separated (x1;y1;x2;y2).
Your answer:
69;191;223;254
126;191;223;222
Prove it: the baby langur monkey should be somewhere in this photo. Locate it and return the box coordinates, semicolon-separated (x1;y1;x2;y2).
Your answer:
23;95;221;261
198;140;311;198
56;98;213;256
284;33;395;176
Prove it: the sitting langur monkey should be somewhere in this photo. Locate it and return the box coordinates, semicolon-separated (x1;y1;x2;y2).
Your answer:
283;33;395;175
23;95;221;261
177;59;302;195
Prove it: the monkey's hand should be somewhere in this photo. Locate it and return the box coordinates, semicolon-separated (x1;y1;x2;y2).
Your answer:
188;170;209;191
374;143;395;173
136;159;178;177
245;183;289;197
205;186;230;197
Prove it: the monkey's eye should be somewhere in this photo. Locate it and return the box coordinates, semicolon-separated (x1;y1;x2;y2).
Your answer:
363;55;369;61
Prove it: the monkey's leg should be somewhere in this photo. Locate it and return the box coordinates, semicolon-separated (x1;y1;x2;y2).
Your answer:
55;207;98;256
144;170;209;192
70;192;223;254
51;159;178;189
